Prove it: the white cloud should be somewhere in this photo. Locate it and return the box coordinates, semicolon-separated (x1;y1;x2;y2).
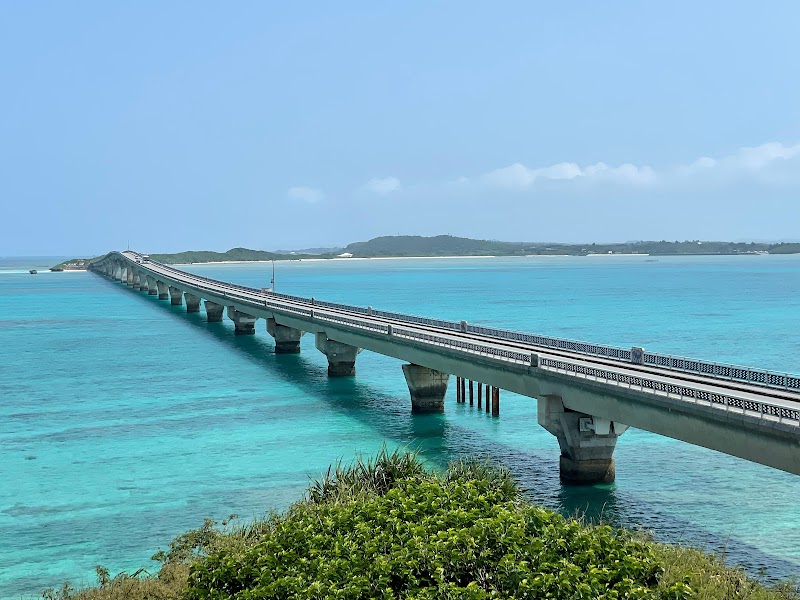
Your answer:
287;186;325;203
480;160;655;189
476;141;799;191
363;176;401;195
675;142;800;180
733;142;800;169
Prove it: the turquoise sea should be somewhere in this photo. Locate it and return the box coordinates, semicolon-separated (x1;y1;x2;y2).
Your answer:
2;254;800;597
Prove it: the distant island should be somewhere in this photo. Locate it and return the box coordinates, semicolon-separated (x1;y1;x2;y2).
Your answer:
49;258;90;271
52;235;800;269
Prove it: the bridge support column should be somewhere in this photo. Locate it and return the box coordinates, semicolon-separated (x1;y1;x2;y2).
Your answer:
315;333;359;376
133;272;143;290
156;281;169;300
402;364;448;413
146;276;158;295
266;318;304;353
537;396;627;485
185;293;201;313
227;307;257;334
113;264;123;281
204;300;224;322
169;286;183;306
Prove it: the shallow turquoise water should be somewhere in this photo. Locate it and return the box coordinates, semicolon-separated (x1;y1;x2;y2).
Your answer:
2;255;800;596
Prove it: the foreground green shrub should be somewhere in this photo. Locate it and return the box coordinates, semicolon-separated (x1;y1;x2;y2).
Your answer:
187;453;688;599
45;450;799;600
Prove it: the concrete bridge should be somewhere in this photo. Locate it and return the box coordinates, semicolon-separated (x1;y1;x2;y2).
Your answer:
91;251;800;484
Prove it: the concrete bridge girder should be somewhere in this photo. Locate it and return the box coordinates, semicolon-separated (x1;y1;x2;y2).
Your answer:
315;332;360;376
227;307;257;334
266;317;304;353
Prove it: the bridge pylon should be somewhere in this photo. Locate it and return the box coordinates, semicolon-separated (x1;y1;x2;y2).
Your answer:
538;395;628;484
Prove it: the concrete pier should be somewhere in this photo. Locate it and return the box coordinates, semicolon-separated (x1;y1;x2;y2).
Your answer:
156;281;169;300
185;293;201;313
204;301;224;322
169;286;183;306
315;332;359;376
537;395;627;484
402;364;448;413
266;317;304;353
146;276;158;295
227;307;257;334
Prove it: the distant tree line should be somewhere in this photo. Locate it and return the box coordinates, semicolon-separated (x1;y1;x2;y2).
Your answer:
54;237;800;269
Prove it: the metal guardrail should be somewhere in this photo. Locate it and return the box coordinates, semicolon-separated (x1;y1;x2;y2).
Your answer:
106;252;800;394
539;358;800;423
339;316;799;425
393;327;532;364
257;275;800;393
642;352;800;390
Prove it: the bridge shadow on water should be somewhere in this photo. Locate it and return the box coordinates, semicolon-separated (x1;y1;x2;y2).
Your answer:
102;277;800;582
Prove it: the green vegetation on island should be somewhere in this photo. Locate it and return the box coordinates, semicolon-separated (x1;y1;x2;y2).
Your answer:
50;258;94;271
340;236;799;257
45;450;798;600
148;247;318;264
52;236;800;270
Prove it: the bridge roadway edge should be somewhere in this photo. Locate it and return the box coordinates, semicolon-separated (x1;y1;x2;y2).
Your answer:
91;253;800;479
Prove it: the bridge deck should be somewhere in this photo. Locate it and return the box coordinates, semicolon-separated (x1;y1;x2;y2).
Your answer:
129;252;800;412
91;251;800;476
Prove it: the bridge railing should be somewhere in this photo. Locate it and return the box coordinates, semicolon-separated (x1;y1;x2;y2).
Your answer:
539;357;800;424
317;311;389;334
393;327;532;363
262;286;800;393
352;314;800;425
465;325;633;360
112;253;800;394
641;352;800;391
384;321;800;426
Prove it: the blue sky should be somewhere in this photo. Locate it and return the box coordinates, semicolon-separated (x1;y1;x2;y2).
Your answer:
1;1;799;255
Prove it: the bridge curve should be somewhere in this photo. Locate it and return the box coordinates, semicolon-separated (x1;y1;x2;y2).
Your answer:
91;251;800;483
